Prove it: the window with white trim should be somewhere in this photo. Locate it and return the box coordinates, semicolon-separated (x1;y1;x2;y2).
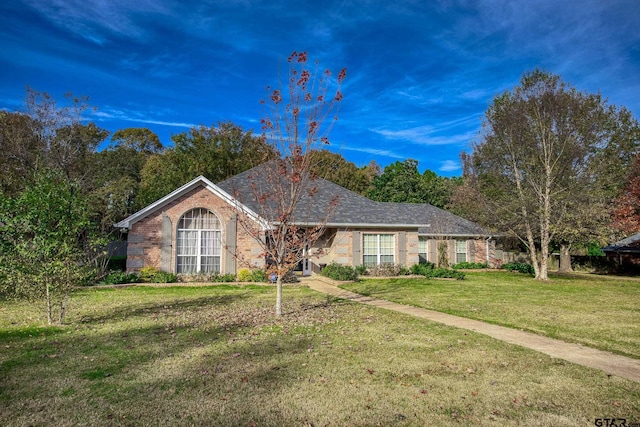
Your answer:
176;208;222;274
363;234;394;267
455;240;467;264
418;237;429;264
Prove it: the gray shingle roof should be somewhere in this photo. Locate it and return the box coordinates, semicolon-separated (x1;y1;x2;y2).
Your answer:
602;233;640;252
217;163;491;237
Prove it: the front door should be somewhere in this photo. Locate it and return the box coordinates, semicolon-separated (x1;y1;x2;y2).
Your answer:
302;245;312;276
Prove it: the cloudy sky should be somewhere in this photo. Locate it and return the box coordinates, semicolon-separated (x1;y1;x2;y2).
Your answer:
1;0;639;176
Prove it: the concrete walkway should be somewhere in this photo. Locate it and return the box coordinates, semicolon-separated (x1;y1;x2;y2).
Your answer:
301;276;640;383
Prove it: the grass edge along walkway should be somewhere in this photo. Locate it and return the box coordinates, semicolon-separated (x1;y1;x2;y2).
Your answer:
301;276;640;384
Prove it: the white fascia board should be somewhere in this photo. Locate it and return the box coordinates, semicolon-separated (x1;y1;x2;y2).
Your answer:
113;176;268;230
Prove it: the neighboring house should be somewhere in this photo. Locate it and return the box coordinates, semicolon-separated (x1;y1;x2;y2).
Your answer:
114;164;495;275
602;233;640;273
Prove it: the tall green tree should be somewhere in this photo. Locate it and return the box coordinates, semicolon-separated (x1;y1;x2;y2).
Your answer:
89;128;163;231
0;111;42;196
139;122;275;205
0;170;98;324
367;159;459;208
462;69;639;279
308;149;375;195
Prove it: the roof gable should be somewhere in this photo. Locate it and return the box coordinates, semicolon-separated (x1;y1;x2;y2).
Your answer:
113;176;263;229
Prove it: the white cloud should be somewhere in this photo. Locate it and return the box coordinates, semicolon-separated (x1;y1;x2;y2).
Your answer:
439;160;460;172
370;125;476;147
340;145;404;159
91;108;194;128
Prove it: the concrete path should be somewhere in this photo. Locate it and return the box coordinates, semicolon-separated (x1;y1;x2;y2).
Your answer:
301;276;640;383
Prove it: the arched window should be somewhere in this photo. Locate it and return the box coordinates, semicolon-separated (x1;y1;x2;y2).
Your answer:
176;208;222;274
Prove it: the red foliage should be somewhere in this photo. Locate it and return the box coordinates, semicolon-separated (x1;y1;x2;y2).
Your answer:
612;154;640;235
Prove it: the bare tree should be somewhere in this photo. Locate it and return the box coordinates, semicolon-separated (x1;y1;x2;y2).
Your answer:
233;51;346;315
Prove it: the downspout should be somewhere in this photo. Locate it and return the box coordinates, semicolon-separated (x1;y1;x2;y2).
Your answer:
485;236;492;266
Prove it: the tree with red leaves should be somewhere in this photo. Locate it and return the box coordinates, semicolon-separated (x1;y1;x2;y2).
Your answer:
234;52;346;315
612;154;640;236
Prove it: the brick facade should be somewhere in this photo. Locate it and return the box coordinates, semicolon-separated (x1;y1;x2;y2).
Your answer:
126;185;264;273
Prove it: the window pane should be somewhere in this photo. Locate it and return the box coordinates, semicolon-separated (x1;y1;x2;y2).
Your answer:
363;255;377;267
418;237;428;254
201;256;221;274
379;235;394;255
456;240;467;263
362;234;378;255
177;256;197;274
380;255;394;264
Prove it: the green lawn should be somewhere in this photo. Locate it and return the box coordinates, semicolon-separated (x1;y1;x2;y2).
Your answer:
341;271;640;359
1;284;639;426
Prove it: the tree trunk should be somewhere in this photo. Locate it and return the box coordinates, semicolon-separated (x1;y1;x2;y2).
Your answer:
275;275;283;316
46;282;53;325
59;293;70;324
559;244;573;272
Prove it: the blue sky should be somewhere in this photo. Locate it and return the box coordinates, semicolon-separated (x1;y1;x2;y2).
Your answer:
1;0;639;176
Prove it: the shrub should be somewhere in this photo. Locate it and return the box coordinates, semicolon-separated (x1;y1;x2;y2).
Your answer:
218;273;237;282
100;270;139;285
151;271;178;283
366;263;408;277
237;269;253;282
320;263;358;281
410;263;465;280
138;266;178;283
410;263;434;276
503;262;535;275
355;264;368;276
452;262;489;270
250;269;268;283
139;266;160;282
178;272;236;283
427;268;465;280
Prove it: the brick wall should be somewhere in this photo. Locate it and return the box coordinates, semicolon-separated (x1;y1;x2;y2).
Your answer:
126;185;264;273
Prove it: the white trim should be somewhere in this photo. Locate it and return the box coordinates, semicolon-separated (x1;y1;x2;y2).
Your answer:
114;176;268;230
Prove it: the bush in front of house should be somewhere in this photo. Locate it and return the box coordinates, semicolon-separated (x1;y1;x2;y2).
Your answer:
364;263;412;277
410;262;465;280
452;262;489;269
99;270;140;285
250;269;269;283
139;266;178;283
320;263;359;281
410;262;434;276
179;273;236;283
237;269;253;282
502;262;535;275
428;268;466;280
237;268;269;283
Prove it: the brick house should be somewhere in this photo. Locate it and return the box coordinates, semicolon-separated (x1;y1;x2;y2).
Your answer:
114;164;495;275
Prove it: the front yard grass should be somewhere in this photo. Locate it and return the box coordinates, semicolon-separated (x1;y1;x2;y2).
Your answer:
341;271;640;359
1;284;639;426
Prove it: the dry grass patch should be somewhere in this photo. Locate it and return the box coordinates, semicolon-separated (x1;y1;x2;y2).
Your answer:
1;284;639;426
342;271;640;359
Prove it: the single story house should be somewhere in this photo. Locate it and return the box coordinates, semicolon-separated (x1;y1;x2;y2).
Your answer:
602;233;640;273
114;164;495;275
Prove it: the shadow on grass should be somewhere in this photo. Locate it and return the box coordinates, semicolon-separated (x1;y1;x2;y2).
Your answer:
78;293;250;324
